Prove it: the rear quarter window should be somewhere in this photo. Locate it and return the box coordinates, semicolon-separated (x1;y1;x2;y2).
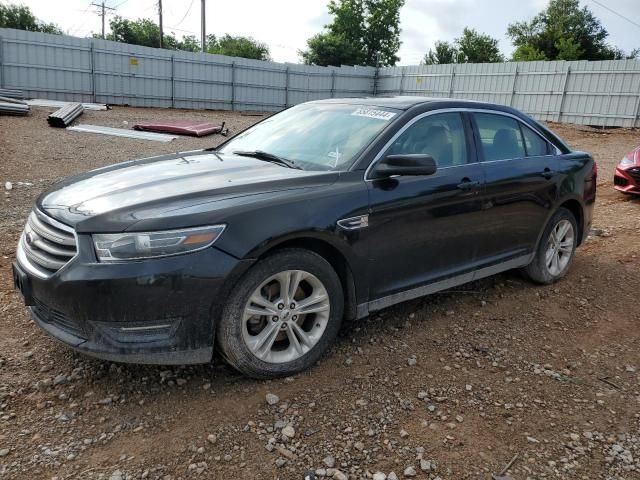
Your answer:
520;124;551;156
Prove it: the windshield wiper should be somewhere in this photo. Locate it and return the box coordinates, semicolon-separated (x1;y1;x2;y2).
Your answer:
232;150;301;170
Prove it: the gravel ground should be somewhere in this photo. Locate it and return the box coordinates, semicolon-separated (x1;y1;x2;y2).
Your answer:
1;106;639;480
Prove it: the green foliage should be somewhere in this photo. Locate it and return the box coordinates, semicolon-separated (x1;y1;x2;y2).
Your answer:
423;28;503;65
511;44;547;62
0;3;62;34
506;0;617;61
456;28;504;63
555;36;584;60
206;34;270;60
301;0;405;67
101;17;269;59
423;40;460;65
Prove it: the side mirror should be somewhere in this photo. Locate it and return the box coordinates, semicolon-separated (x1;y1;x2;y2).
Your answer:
373;154;437;178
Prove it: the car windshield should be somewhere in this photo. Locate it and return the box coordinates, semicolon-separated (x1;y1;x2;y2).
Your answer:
218;103;400;171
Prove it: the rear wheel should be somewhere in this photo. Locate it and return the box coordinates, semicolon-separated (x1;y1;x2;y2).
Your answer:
521;207;578;284
217;249;343;378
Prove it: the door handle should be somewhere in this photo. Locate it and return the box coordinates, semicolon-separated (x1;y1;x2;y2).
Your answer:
457;179;480;190
541;168;556;179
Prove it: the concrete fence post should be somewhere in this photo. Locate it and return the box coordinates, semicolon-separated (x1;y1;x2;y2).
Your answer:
399;69;405;95
557;64;571;122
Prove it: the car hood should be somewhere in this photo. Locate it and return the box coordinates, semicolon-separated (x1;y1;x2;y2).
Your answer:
620;146;640;169
38;150;339;232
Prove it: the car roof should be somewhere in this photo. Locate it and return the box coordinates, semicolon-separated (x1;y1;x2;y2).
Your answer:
308;96;502;111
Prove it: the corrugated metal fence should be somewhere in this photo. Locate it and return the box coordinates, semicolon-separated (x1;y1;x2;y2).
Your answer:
377;60;640;127
0;28;375;112
1;28;639;127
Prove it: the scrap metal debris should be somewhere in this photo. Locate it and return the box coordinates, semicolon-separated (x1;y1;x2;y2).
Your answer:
133;120;228;137
67;124;176;142
0;97;29;116
0;88;25;99
26;99;109;111
48;103;84;128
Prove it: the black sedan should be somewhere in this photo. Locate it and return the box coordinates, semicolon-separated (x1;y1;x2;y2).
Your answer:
13;97;597;378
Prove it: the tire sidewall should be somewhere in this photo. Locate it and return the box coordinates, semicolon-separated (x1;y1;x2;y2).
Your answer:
217;249;344;378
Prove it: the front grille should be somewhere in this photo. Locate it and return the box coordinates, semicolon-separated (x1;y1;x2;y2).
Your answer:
20;210;77;276
627;167;640;183
32;297;86;339
614;175;629;186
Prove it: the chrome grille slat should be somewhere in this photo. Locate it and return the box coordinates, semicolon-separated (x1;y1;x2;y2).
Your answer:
32;237;75;257
28;213;75;246
19;210;78;276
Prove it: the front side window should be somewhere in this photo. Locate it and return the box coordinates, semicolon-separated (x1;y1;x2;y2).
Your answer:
474;113;525;161
385;112;468;168
218;103;400;171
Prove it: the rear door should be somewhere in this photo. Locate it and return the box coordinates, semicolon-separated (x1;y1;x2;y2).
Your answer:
365;111;486;300
471;111;559;264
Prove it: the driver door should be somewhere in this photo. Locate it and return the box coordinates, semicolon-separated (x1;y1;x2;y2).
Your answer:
365;111;486;301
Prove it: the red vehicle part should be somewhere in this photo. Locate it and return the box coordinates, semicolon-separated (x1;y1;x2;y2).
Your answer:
614;146;640;195
133;120;226;137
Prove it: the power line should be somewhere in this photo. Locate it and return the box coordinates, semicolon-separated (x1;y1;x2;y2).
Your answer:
68;2;95;36
91;1;116;39
174;0;195;27
588;0;640;30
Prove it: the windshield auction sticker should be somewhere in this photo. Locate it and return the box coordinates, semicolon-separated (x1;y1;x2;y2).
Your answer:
351;108;397;121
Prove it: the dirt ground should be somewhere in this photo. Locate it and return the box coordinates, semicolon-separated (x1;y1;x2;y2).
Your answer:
0;106;639;480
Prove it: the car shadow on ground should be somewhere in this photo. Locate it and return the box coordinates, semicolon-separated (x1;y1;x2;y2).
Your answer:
40;270;523;395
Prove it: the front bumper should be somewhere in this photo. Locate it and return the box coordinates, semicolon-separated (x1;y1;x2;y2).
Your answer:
14;239;252;365
614;166;640;194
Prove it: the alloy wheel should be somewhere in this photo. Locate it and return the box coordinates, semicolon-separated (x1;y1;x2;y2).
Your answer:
241;270;330;364
545;219;575;276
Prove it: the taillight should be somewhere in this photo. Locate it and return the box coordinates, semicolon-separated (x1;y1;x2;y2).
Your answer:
592;160;598;178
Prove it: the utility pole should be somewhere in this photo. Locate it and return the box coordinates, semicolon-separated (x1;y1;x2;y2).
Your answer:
201;0;206;52
91;1;115;39
158;0;164;48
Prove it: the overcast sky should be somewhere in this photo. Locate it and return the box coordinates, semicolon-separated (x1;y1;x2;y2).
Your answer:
8;0;640;64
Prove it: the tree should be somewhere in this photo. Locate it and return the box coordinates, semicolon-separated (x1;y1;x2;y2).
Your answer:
423;40;459;65
512;44;547;62
207;34;270;60
0;3;62;34
101;17;270;59
423;28;503;65
301;0;405;67
456;28;504;63
507;0;619;61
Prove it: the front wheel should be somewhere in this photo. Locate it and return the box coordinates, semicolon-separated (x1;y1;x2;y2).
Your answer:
521;207;578;285
217;249;344;378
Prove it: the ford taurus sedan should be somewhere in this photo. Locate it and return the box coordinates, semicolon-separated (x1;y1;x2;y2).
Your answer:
13;97;597;378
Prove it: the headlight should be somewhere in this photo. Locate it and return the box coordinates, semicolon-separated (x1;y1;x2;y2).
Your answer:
92;225;226;262
620;156;635;166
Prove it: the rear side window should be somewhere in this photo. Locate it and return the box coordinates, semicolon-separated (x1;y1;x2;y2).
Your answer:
474;113;525;161
386;112;467;168
520;124;550;156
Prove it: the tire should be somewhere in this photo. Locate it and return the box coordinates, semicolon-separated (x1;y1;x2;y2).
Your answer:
217;248;344;378
521;207;578;285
